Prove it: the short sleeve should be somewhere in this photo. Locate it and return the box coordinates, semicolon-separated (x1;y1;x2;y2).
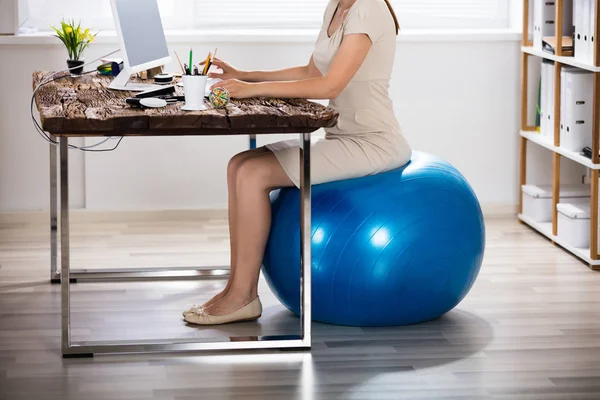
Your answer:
343;0;388;43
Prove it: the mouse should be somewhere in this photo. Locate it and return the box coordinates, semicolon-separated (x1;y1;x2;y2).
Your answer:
139;98;168;108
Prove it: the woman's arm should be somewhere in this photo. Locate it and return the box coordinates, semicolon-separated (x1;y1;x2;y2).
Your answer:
211;34;372;100
209;56;322;82
241;56;323;82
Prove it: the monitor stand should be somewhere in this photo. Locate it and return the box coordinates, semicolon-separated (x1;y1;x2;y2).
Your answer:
108;67;162;91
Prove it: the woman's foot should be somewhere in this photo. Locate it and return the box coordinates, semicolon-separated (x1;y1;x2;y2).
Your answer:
181;287;230;317
183;296;262;326
203;291;258;316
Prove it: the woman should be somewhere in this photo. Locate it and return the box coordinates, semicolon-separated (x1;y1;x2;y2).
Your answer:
183;0;412;325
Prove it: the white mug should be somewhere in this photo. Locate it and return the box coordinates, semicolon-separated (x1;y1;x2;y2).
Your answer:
182;75;208;111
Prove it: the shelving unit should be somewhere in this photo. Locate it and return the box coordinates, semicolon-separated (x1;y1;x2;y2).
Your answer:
519;0;600;270
518;214;600;266
521;46;600;73
520;130;600;169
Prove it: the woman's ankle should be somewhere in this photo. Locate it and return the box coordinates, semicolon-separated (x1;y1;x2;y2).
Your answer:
225;286;258;302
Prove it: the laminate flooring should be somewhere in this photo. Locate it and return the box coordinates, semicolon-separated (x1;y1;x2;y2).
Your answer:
0;212;599;400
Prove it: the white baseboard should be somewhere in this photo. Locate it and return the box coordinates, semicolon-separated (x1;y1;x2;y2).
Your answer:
1;203;518;224
0;208;229;224
480;203;519;218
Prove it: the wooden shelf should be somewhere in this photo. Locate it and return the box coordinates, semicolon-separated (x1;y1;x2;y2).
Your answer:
520;130;600;170
519;0;600;268
519;214;600;268
522;46;600;72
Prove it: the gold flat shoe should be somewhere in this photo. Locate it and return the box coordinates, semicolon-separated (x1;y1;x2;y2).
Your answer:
184;297;262;326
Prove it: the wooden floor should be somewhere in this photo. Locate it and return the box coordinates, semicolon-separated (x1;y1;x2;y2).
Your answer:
0;212;599;400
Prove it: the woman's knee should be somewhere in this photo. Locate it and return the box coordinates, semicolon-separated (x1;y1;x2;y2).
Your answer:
227;153;246;183
227;148;269;183
236;156;272;192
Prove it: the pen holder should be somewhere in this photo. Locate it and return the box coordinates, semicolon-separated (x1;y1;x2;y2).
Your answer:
182;74;208;111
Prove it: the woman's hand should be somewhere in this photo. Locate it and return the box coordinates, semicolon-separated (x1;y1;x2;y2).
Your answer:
210;79;257;99
205;57;245;80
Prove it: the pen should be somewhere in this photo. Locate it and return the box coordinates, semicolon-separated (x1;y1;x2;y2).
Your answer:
189;47;193;76
193;65;199;76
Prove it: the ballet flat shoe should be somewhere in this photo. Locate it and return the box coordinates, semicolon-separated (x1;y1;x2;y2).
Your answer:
182;304;203;317
184;297;262;326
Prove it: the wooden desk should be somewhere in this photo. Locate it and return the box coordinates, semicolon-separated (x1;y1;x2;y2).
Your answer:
33;71;338;357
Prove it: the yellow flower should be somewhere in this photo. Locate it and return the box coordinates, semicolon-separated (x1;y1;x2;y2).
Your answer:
65;26;73;34
84;28;90;36
88;35;95;43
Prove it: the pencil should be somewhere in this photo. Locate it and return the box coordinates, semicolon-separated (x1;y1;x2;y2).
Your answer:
189;48;193;75
206;48;217;72
174;51;185;74
202;52;212;75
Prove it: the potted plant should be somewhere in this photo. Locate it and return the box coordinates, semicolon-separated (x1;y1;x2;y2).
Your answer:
50;19;96;76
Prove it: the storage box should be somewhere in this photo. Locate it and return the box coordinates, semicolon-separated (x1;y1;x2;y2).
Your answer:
522;184;590;222
557;201;592;248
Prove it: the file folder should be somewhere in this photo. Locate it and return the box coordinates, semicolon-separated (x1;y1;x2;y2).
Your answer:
534;0;574;50
542;60;556;138
589;0;596;64
574;0;584;60
560;68;593;152
578;0;591;62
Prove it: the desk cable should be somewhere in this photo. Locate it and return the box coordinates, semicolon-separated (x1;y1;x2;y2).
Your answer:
30;49;126;152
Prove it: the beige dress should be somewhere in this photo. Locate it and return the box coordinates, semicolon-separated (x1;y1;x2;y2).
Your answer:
266;0;412;187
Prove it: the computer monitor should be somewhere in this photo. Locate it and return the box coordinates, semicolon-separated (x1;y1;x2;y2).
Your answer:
109;0;171;90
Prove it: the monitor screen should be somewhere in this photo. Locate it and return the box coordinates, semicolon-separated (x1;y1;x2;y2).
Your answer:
113;0;169;68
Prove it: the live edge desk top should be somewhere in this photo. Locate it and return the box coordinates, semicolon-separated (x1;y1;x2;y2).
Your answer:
33;72;339;137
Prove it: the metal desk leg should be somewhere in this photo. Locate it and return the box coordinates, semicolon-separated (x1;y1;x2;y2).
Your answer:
60;132;312;356
59;138;74;356
300;132;312;347
47;134;228;284
50;136;59;283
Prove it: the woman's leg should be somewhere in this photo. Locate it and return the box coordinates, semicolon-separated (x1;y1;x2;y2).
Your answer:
201;147;270;308
203;150;293;316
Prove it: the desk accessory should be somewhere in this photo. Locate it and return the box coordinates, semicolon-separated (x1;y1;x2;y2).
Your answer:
153;73;174;84
182;74;208;111
97;61;124;76
139;98;168;108
126;95;182;108
209;87;230;108
135;85;175;99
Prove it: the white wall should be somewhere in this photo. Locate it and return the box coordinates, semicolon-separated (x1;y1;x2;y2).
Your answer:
1;34;529;213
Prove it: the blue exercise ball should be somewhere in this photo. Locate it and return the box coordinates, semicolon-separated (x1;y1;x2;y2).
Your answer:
262;151;485;327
